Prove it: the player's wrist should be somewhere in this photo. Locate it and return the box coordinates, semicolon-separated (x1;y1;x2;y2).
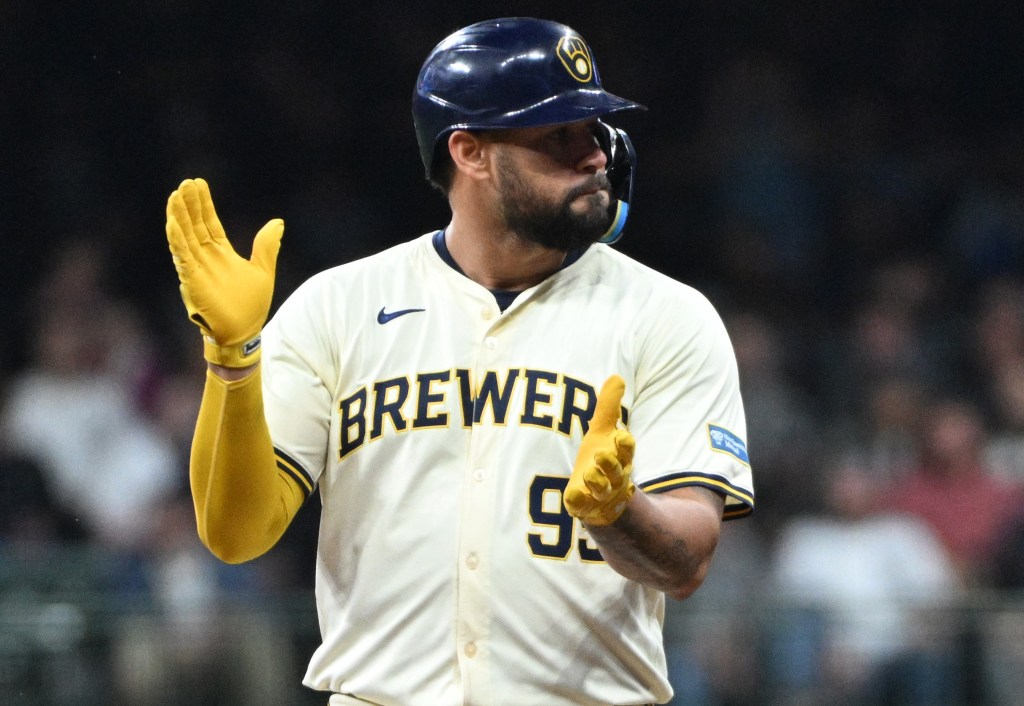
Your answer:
207;357;259;381
580;482;636;526
202;334;263;369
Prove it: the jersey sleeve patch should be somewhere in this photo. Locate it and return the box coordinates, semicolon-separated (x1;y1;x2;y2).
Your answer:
707;424;749;466
274;447;315;497
639;471;754;520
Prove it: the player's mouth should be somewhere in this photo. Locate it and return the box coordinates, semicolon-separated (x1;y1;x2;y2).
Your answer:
569;173;612;199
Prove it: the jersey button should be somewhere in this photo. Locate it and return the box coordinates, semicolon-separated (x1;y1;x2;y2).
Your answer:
481;307;494;320
464;642;478;658
466;553;479;570
484;336;497;349
472;468;486;482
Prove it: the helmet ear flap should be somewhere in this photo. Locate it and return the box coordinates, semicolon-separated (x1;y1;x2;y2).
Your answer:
597;121;637;245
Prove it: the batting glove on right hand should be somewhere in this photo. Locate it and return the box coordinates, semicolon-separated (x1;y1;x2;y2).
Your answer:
564;375;636;526
165;178;283;368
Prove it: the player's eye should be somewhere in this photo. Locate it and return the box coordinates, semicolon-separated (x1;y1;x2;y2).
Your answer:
543;125;591;161
544;126;572;145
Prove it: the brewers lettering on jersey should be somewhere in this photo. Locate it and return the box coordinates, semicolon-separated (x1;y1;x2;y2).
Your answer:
164;17;754;706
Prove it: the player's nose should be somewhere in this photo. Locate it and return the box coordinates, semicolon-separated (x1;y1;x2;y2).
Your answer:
576;133;608;175
567;120;608;175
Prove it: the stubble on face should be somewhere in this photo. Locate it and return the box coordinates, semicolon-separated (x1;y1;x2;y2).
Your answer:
494;150;613;252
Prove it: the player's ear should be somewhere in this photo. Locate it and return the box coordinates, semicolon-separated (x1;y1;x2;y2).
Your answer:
448;130;491;181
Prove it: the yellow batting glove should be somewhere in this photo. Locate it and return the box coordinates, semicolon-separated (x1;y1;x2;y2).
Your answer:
564;375;636;526
165;178;283;368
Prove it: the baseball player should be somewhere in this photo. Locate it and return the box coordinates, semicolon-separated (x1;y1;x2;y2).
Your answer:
165;17;754;706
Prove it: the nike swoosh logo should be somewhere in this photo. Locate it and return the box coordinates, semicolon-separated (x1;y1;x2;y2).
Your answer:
377;306;426;324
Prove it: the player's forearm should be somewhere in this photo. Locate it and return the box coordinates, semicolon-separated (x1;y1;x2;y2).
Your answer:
191;365;303;563
585;487;724;600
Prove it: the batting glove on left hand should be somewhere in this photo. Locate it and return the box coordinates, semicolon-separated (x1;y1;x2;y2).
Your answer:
564;375;636;526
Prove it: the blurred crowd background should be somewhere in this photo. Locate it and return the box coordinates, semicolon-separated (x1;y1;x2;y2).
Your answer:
3;1;1024;704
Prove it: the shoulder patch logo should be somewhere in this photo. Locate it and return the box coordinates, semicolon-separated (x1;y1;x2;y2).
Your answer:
707;424;750;465
377;307;426;324
556;36;593;83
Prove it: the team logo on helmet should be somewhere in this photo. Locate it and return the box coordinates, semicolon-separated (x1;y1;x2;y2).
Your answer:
556;36;593;83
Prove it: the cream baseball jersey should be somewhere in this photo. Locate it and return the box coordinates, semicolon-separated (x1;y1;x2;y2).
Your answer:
260;231;755;706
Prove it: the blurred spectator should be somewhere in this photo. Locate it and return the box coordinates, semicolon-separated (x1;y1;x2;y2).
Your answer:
728;311;821;467
0;240;178;550
964;278;1024;486
819;260;954;421
769;458;963;705
970;277;1024;376
112;498;296;706
664;519;769;706
725;310;823;533
985;357;1024;485
0;449;85;545
149;367;204;465
0;237;311;704
854;376;927;482
888;397;1024;583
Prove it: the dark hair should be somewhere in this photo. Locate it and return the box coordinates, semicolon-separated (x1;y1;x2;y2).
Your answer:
429;147;456;195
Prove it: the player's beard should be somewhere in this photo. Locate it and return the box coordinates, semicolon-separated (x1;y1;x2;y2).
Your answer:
495;152;613;252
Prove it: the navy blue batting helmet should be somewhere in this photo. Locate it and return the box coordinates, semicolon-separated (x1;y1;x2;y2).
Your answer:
413;18;645;243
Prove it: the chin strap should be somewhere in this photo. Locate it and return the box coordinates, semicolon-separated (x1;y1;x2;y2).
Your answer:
597;122;637;245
